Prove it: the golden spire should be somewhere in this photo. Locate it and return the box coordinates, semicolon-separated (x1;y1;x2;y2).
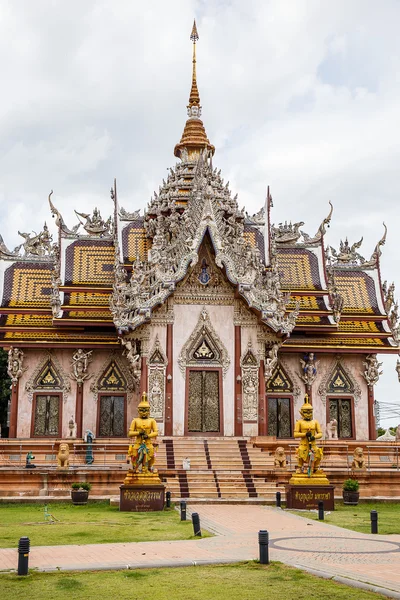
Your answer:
189;20;200;108
174;20;215;159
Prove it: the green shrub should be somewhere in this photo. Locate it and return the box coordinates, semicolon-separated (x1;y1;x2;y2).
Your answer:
342;478;359;491
71;482;92;491
80;482;92;492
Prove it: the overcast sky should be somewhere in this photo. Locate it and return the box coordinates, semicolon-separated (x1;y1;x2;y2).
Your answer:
0;0;399;427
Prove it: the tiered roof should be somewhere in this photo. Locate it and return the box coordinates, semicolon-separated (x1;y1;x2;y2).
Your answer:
0;23;398;354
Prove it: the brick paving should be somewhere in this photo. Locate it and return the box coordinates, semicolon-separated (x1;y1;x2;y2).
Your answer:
1;505;400;597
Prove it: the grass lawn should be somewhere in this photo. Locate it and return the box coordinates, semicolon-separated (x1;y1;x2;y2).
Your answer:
290;501;400;535
0;502;208;548
0;562;388;600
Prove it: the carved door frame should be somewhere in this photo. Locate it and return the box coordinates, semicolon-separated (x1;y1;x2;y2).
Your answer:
96;392;127;438
265;394;295;439
184;367;224;436
326;395;356;440
31;392;62;437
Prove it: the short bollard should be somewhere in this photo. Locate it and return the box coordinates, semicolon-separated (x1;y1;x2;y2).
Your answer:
276;491;281;508
371;510;378;534
258;530;269;565
180;500;187;521
17;537;30;576
318;501;324;520
166;491;171;508
192;512;202;536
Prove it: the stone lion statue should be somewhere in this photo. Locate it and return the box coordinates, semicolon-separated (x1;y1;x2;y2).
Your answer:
57;442;70;469
274;446;287;469
351;447;366;470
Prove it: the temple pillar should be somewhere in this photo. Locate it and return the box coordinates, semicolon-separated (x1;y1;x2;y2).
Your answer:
258;360;267;436
234;325;242;436
75;384;84;439
140;356;148;396
367;385;376;440
9;382;19;438
164;323;173;436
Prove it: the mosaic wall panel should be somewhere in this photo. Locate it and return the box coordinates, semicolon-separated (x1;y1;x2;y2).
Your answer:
2;263;52;307
276;248;322;291
65;240;114;286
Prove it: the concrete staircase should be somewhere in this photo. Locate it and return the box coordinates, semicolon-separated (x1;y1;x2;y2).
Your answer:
158;437;285;502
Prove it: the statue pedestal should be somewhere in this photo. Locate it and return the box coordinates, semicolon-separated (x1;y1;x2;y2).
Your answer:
120;471;165;512
286;484;335;510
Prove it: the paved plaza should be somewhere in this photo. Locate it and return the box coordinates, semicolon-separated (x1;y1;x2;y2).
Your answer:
1;504;400;598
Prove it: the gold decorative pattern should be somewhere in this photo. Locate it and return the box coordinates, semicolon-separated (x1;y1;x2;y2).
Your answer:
284;336;385;347
296;315;322;324
5;314;53;327
335;273;378;314
126;227;148;262
6;265;51;307
243;231;256;247
4;331;118;342
67;292;111;306
67;310;112;319
276;250;321;291
66;242;114;286
338;321;380;333
286;296;320;310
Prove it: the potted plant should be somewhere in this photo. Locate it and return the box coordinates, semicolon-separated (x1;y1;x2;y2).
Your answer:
71;482;92;505
342;478;359;505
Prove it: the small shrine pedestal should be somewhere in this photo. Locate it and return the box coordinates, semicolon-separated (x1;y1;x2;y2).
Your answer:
120;471;165;512
286;473;334;510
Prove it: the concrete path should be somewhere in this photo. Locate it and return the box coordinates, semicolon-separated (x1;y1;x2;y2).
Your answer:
1;505;400;598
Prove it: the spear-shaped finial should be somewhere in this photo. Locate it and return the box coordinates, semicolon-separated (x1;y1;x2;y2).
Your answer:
190;19;199;43
188;20;200;108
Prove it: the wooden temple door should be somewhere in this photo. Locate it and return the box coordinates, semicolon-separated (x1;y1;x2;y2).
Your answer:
98;395;125;437
187;369;221;433
33;394;61;436
329;398;353;438
267;397;292;438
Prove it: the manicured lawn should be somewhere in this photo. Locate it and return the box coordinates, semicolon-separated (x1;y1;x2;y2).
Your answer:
0;502;207;548
0;563;388;600
290;501;400;534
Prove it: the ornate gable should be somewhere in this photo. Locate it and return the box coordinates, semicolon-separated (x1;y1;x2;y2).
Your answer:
266;364;293;393
90;353;136;399
110;149;299;336
25;352;71;402
174;235;234;305
318;356;361;406
178;307;230;377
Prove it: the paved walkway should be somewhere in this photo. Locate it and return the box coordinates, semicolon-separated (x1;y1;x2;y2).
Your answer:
1;505;400;598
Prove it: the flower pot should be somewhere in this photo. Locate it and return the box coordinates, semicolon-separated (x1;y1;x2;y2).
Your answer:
71;490;89;505
343;490;359;505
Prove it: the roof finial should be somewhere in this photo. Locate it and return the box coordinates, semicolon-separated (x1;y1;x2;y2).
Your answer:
173;20;215;159
188;20;200;110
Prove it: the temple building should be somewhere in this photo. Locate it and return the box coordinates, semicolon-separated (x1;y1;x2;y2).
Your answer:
0;22;399;443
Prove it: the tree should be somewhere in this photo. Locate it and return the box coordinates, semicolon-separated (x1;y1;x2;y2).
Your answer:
0;349;11;435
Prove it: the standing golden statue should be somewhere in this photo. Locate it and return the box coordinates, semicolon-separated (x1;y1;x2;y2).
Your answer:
124;392;160;485
290;396;329;485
